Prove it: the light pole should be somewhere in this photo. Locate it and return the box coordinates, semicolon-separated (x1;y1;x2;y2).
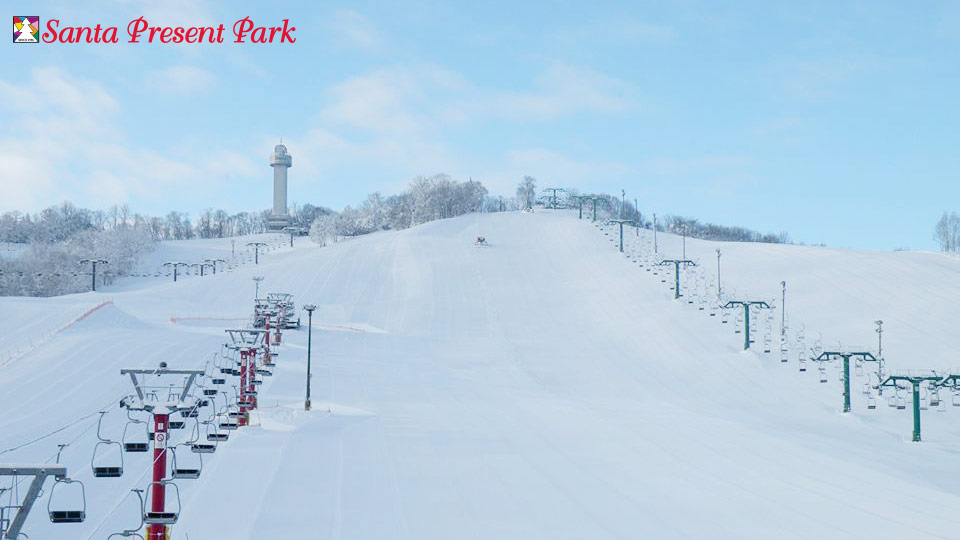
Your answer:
303;304;317;411
247;242;267;264
875;320;883;358
252;276;264;299
78;259;108;292
780;281;787;337
653;213;658;254
715;249;722;299
682;224;687;259
620;189;625;219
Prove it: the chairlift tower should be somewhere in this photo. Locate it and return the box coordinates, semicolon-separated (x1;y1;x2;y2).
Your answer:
281;226;306;248
246;242;267;265
607;219;634;253
78;259;108;292
225;329;267;424
191;262;214;277
162;262;190;282
722;300;772;350
880;373;942;442
120;362;204;540
589;196;600;222
0;465;69;539
570;195;589;219
204;258;227;275
812;351;880;412
659;259;696;299
543;188;565;209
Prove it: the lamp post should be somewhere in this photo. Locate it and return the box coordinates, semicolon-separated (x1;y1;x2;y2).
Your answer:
715;249;722;299
303;304;317;411
653;213;658;254
252;276;264;299
780;281;787;337
78;259;108;292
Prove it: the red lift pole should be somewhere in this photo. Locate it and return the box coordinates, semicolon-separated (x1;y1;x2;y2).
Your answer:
149;413;168;540
121;363;203;540
238;349;250;426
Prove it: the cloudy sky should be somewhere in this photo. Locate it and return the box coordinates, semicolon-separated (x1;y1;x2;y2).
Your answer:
2;0;959;249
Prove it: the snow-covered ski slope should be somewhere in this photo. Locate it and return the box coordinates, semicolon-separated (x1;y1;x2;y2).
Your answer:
2;210;960;539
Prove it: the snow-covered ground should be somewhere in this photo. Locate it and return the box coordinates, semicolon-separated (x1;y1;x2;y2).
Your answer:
2;210;960;539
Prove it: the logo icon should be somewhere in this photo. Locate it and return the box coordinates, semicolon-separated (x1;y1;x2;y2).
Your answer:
13;16;39;43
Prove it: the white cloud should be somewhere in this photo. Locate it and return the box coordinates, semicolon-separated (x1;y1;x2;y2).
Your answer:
487;62;638;120
148;65;216;94
330;10;383;50
0;67;256;213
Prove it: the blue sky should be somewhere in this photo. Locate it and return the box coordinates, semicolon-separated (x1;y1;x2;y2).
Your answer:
2;0;958;250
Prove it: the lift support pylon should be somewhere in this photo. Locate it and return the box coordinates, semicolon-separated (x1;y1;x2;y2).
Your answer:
0;466;67;540
812;351;880;412
722;300;772;350
121;363;204;540
658;259;696;299
880;373;942;442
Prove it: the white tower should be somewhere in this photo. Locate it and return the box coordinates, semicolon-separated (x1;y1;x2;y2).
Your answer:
268;143;292;231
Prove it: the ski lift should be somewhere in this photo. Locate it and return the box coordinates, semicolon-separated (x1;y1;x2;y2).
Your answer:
818;368;827;384
169;420;185;430
953;392;960;407
92;411;124;478
867;395;877;410
896;393;906;410
206;419;229;442
143;481;180;525
48;476;86;523
48;447;86;525
107;489;146;539
171;447;202;479
122;410;149;453
212;378;226;385
203;388;218;396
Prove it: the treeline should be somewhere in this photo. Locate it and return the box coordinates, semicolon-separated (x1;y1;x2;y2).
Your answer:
310;175;489;245
934;212;960;252
0;203;332;244
660;216;790;244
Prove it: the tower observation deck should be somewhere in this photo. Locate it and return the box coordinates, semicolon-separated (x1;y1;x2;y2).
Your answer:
268;144;292;231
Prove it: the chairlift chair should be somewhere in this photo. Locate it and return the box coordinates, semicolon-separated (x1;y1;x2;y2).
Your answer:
171;447;202;479
818;368;827;384
48;477;86;523
953;392;960;407
143;481;180;525
122;410;149;453
206;420;229;442
91;411;125;478
867;395;877;410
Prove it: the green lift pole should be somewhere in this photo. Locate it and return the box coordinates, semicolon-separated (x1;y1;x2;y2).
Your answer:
607;219;635;253
544;188;565;209
881;373;941;442
570;195;588;219
590;197;599;222
812;351;879;412
722;300;771;350
658;259;696;299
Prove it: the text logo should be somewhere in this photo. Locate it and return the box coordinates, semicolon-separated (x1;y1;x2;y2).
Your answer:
13;16;39;43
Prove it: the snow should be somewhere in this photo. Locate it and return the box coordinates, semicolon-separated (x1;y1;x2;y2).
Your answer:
2;210;960;539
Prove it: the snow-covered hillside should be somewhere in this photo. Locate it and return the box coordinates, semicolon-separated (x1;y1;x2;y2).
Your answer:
2;210;960;539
